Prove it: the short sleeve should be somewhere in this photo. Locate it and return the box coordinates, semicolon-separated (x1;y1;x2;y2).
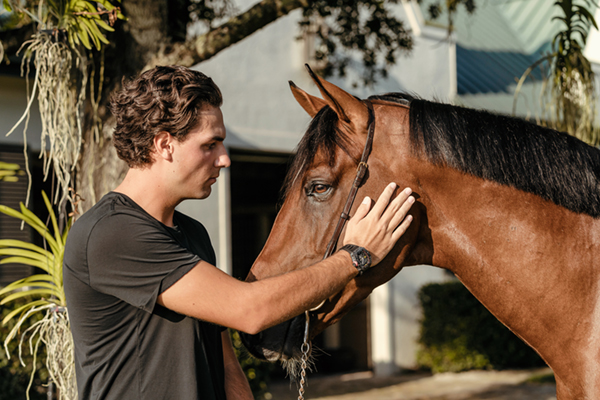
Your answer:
86;211;201;313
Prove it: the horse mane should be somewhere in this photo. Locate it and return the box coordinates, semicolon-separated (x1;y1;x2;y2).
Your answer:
404;97;600;218
284;93;600;218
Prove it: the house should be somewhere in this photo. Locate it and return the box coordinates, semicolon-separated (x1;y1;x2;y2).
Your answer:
1;0;598;377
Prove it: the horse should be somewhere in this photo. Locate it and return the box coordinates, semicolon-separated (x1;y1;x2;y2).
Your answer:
241;66;600;400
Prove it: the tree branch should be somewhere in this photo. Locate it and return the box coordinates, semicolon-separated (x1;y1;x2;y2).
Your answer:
150;0;308;68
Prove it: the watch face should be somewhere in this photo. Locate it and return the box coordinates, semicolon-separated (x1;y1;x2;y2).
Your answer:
340;244;371;275
355;248;371;269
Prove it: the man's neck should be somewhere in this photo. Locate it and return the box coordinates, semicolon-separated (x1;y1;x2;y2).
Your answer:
114;168;178;227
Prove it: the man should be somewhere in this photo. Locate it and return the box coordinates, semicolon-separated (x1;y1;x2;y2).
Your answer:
63;65;415;399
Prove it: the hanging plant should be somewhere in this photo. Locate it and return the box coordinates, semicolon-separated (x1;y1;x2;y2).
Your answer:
513;0;599;145
0;191;73;399
4;0;124;209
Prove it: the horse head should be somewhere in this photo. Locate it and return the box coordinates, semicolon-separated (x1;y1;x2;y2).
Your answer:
241;66;426;363
238;65;600;399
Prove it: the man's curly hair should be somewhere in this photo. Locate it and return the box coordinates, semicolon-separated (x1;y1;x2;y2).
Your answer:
110;65;223;168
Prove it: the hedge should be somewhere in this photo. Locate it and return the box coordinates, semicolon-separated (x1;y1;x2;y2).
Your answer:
417;281;547;373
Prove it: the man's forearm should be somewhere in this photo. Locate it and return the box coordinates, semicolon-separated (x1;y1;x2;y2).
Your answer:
224;365;253;400
222;331;253;400
244;250;357;333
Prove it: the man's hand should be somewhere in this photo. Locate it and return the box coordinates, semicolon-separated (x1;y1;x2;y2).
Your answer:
342;183;414;265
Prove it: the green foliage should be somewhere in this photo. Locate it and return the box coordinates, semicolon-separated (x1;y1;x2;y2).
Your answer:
0;299;47;400
299;0;414;86
0;191;75;399
526;371;556;384
0;191;70;324
417;0;476;28
0;161;24;182
3;0;125;50
230;329;274;400
417;281;546;373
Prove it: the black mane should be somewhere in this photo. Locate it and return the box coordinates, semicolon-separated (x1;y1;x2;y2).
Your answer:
284;94;600;218
407;98;600;218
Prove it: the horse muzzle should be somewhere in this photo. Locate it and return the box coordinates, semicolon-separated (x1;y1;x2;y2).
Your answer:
240;313;306;362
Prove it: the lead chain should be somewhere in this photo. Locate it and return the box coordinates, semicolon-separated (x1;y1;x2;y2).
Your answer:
297;310;311;400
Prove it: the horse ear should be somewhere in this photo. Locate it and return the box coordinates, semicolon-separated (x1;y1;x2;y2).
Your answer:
289;81;327;117
304;64;369;133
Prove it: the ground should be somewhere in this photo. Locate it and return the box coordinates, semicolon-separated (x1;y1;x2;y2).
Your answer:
268;368;557;400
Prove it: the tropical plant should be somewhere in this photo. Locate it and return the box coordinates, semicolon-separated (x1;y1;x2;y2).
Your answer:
514;0;599;145
4;0;124;209
0;298;48;400
0;161;24;182
2;0;124;51
0;191;74;400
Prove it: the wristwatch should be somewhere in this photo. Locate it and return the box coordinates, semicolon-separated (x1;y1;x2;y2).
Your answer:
339;244;372;276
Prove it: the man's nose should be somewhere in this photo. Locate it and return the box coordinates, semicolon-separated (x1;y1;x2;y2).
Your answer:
216;151;231;168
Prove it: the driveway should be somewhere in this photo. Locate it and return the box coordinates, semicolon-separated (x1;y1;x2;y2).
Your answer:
268;368;556;400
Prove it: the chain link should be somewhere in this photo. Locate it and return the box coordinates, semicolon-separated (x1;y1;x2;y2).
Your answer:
297;311;312;400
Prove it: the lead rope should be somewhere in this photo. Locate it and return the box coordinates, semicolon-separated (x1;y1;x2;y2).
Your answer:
297;310;311;400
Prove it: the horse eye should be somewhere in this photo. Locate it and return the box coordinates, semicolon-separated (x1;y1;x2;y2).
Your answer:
306;182;332;198
313;184;329;194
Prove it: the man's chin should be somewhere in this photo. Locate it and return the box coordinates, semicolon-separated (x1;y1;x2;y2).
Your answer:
198;187;211;199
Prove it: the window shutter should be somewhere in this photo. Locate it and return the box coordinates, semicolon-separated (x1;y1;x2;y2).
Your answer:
0;149;33;286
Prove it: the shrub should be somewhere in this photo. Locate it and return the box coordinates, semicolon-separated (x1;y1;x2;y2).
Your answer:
417;281;547;373
230;329;274;400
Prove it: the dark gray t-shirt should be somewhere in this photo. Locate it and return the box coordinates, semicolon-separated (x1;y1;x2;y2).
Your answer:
63;192;226;400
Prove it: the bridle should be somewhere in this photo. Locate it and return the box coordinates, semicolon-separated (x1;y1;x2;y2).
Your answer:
296;99;376;399
322;100;377;260
295;97;410;399
318;97;409;262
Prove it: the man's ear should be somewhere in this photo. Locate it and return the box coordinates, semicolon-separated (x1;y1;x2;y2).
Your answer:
154;131;174;162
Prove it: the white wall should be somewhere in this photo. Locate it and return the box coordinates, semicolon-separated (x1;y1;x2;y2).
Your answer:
584;7;600;65
0;75;43;151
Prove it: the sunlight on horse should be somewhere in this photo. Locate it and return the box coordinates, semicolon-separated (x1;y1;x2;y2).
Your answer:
241;66;600;399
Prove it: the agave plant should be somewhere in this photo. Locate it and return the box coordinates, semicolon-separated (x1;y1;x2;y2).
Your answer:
0;190;75;400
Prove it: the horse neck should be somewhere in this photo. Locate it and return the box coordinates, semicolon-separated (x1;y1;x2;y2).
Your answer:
407;159;600;375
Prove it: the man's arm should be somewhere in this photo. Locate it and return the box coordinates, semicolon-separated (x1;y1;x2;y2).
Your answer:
158;183;414;334
221;331;253;400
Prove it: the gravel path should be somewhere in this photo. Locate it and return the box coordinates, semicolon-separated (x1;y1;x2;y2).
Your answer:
268;369;556;400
